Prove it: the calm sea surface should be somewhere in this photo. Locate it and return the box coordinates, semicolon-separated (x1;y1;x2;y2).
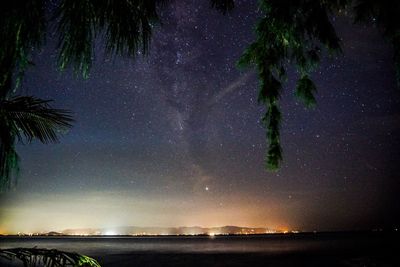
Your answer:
0;232;398;266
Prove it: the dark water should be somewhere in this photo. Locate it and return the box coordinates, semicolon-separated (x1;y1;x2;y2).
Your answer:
0;232;398;266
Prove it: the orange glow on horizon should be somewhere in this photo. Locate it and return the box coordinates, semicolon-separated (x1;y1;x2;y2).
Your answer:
277;227;290;234
0;191;293;235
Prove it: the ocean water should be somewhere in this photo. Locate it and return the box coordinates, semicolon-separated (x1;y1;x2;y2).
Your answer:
0;232;398;266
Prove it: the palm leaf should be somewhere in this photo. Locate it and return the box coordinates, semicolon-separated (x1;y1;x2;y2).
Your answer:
55;0;168;78
0;138;19;190
1;96;73;143
0;96;73;191
0;0;46;97
0;247;101;267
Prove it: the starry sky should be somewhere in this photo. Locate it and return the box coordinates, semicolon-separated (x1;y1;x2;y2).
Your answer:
1;0;400;234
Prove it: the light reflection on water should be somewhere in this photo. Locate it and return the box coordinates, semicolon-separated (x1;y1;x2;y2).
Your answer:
0;234;380;255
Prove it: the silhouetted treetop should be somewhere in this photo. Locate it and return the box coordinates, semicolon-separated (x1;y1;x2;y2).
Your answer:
239;0;400;169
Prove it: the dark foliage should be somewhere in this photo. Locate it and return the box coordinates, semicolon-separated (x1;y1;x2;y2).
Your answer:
0;0;46;98
55;0;169;78
239;0;400;169
0;248;100;267
0;96;73;191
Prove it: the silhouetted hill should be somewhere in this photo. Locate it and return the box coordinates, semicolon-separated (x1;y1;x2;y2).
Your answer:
57;226;275;236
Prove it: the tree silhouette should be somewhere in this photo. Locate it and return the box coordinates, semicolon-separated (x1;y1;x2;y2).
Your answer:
0;96;73;191
238;0;400;169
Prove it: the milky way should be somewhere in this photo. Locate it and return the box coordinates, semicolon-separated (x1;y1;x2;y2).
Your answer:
0;0;399;234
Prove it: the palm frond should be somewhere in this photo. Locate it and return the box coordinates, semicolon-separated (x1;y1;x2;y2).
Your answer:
55;0;166;78
238;0;346;169
0;136;19;191
100;0;163;57
0;96;73;191
0;248;101;267
0;96;73;143
0;0;46;96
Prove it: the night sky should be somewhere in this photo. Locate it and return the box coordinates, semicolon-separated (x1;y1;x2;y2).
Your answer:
1;0;400;234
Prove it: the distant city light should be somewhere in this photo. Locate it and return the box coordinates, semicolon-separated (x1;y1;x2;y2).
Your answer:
104;230;117;236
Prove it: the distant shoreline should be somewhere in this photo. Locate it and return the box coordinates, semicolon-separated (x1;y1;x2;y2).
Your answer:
1;229;398;238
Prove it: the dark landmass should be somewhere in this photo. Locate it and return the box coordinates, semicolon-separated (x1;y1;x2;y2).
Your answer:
59;225;273;236
3;228;397;237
